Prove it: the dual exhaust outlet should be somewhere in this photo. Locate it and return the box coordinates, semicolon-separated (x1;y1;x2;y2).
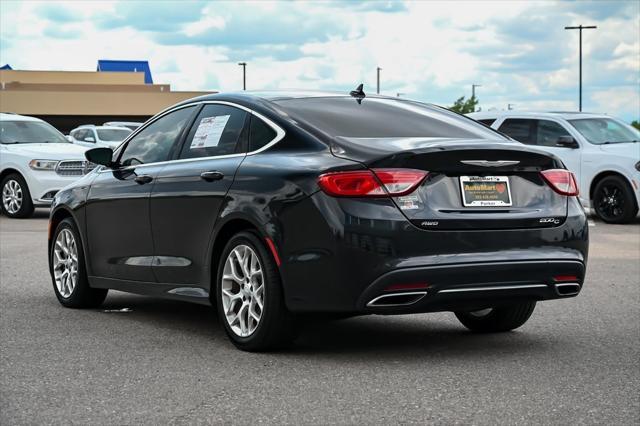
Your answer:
366;282;581;308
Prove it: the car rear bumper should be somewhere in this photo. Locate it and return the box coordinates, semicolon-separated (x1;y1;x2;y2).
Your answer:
356;259;584;314
277;192;588;314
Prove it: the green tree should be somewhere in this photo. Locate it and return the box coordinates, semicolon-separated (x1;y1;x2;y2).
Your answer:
449;95;479;114
631;120;640;131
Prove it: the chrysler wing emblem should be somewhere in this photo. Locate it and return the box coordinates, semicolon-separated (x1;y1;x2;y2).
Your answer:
460;160;520;167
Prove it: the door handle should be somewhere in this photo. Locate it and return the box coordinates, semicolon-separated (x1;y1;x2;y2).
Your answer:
134;175;153;185
200;171;224;182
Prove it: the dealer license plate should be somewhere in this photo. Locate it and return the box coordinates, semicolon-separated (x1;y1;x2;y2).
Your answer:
460;176;512;207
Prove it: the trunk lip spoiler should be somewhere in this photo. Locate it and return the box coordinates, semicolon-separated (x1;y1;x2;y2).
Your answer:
459;160;521;167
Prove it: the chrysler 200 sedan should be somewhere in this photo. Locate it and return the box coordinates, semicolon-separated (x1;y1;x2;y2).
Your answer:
48;90;588;351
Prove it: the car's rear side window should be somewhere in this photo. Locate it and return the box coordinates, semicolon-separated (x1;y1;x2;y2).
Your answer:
498;119;535;144
119;106;196;166
248;115;277;152
275;97;504;140
478;118;496;126
179;104;248;159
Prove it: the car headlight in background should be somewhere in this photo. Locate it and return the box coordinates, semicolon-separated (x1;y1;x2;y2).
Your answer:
29;160;59;171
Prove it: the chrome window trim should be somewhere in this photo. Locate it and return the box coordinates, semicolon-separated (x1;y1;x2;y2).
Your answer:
100;100;285;173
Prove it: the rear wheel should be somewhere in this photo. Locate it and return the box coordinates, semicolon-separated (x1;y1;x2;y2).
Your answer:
50;218;108;308
455;301;536;332
216;231;295;351
1;173;34;218
593;175;637;224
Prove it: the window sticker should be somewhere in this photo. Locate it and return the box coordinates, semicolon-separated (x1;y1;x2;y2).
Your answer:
190;115;231;149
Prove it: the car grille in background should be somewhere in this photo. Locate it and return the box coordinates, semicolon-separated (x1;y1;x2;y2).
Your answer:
55;161;97;176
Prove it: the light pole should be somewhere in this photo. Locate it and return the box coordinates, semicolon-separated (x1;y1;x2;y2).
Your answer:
564;25;597;111
238;62;247;91
471;84;481;112
376;67;382;94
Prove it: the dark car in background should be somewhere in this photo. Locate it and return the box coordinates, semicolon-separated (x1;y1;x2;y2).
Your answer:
48;90;588;351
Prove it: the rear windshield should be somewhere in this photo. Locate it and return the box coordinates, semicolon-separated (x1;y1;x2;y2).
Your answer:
275;97;506;140
97;128;131;141
0;120;69;144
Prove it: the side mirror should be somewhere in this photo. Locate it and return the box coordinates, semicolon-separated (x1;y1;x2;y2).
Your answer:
65;135;74;142
85;147;115;167
84;136;95;143
556;136;579;148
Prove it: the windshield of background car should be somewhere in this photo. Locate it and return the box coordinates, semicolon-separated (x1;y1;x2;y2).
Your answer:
0;120;69;144
275;97;508;140
97;128;132;142
569;118;640;145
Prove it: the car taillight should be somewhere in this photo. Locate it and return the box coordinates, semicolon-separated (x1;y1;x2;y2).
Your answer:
540;169;579;196
317;168;428;197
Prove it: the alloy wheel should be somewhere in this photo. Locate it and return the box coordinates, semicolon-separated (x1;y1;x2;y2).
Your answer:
53;229;79;298
221;244;265;337
596;184;625;220
2;179;23;214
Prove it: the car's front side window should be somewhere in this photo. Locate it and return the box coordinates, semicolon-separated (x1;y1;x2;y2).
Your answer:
178;104;248;159
536;120;572;147
118;106;196;166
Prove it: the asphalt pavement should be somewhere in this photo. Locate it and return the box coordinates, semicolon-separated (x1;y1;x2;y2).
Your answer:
1;210;639;425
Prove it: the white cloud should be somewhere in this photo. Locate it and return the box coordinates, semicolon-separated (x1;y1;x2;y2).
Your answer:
1;0;638;121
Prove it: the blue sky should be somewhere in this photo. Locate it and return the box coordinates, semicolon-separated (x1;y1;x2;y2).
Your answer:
1;0;638;121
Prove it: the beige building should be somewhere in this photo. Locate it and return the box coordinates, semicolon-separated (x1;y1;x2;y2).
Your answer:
0;69;214;132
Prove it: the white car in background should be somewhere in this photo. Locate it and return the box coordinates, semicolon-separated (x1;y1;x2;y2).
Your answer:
468;111;640;223
0;113;93;218
69;125;131;149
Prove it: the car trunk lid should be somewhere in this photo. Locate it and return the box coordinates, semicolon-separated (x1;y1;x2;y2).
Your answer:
330;137;569;230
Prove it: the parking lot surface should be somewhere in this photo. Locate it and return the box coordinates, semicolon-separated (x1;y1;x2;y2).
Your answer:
1;210;639;425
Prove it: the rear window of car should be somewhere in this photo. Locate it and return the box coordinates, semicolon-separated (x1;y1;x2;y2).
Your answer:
97;128;131;141
274;97;506;140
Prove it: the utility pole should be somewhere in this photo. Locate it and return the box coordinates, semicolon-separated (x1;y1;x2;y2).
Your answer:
471;84;481;112
238;62;247;90
376;67;382;94
564;25;597;111
471;84;481;100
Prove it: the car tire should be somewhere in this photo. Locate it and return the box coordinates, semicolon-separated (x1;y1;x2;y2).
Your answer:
216;231;296;352
455;301;536;332
593;175;638;224
50;218;108;308
1;173;34;218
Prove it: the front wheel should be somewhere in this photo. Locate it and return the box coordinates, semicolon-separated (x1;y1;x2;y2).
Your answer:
50;218;108;308
455;302;536;332
1;173;34;218
593;175;638;224
216;231;296;351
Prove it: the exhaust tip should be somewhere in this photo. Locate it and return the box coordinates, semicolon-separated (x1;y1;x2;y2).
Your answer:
555;283;581;296
366;291;427;308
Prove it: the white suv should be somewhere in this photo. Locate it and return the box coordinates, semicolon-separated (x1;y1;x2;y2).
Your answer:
468;111;640;223
1;113;93;218
69;125;131;149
